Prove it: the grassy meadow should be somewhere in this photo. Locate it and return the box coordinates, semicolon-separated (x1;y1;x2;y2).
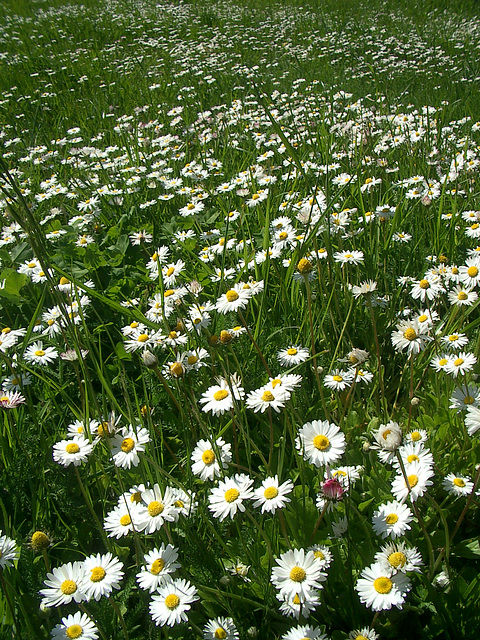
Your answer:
1;0;480;638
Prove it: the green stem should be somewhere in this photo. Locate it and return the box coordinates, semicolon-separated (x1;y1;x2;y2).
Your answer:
0;571;21;639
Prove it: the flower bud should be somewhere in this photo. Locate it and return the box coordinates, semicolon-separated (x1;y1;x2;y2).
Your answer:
141;350;158;369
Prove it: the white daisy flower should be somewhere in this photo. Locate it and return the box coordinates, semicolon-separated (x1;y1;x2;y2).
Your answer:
442;473;474;497
271;548;327;601
323;368;354;391
80;552;124;601
24;341;58;365
296;420;346;468
277;589;321;620
246;383;289;413
136;545;181;593
135;484;177;534
149;578;199;627
465;405;480;436
390;461;434;502
52;436;94;467
374;541;423;574
391;319;432;356
371;501;414;539
40;561;87;607
191;438;231;481
444;352;477;377
51;612;98;640
110;426;150;469
0;531;18;569
252;476;294;513
208;474;254;521
215;283;251;314
103;503;135;539
203;617;239;640
356;562;411;611
277;345;310;367
281;623;326;639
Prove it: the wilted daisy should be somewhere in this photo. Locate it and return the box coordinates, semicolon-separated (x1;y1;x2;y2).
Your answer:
208;474;254;521
110;426;150;469
191;438;232;481
137;545;181;592
296;420;346;468
277;345;309;367
0;531;18;569
40;561;87;607
442;473;474;497
271;548;327;601
252;476;294;513
149;578;199;627
53;436;94;467
51;612;98;640
203;617;239;640
356;562;411;611
80;553;124;601
371;500;414;539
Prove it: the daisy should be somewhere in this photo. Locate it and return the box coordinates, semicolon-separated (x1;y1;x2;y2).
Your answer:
444;352;477;377
203;617;239;640
465;405;480;436
277;589;321;620
308;545;333;570
430;354;453;372
171;487;197;518
351;280;377;298
215;283;251;314
0;390;26;409
137;545;181;593
0;531;18;569
410;278;443;302
323;368;354;391
103;503;135;539
372;421;403;456
348;628;379;640
246;384;289;413
440;333;469;350
458;258;480;287
448;285;478;306
333;250;364;265
442;473;474;497
392;442;434;470
53;436;94;467
80;553;124;601
449;385;480;411
356;562;411;611
374;541;423;573
208;474;254;521
371;501;414;539
391;461;434;502
252;476;294;513
277;345;309;367
404;429;428;444
199;378;244;416
282;624;326;640
391;319;431;356
40;561;87;607
296;420;346;468
23;341;58;365
149;578;199;627
110;426;150;469
271;548;327;601
51;612;98;640
191;438;232;481
135;484;177;534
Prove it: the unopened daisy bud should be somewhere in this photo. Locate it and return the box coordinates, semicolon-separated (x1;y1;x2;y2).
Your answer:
31;530;50;551
297;258;313;274
421;195;432;206
363;441;371;452
374;421;402;451
220;330;233;344
411;397;421;406
321;478;345;501
141;350;158;369
209;334;219;346
219;575;230;586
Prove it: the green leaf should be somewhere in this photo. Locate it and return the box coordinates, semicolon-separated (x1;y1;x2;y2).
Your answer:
452;538;480;559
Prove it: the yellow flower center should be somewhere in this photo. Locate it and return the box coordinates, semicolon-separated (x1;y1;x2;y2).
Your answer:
137;333;149;343
220;330;233;344
261;390;275;402
187;203;195;210
407;454;419;463
467;265;479;278
224;488;240;503
463;395;474;404
332;375;343;382
168;331;178;339
150;558;165;575
388;551;407;568
60;277;70;285
373;576;393;593
453;478;466;487
202;449;215;465
454;358;464;367
0;396;9;402
165;594;180;610
407;474;418;488
279;232;288;240
119;515;131;526
90;566;106;582
66;625;83;639
287;348;297;356
187;355;198;365
35;350;45;357
354;636;369;640
458;291;468;300
148;501;164;517
419;279;430;289
60;580;77;595
151;252;158;261
438;358;448;366
449;334;459;341
164;289;174;297
411;431;421;441
403;328;417;341
418;314;428;323
264;486;279;500
313;434;330;450
31;531;49;550
385;513;398;524
213;389;229;401
170;362;184;377
225;290;239;302
314;550;325;560
214;629;227;640
289;566;306;582
121;437;135;453
66;443;80;454
297;258;313;274
166;267;175;277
